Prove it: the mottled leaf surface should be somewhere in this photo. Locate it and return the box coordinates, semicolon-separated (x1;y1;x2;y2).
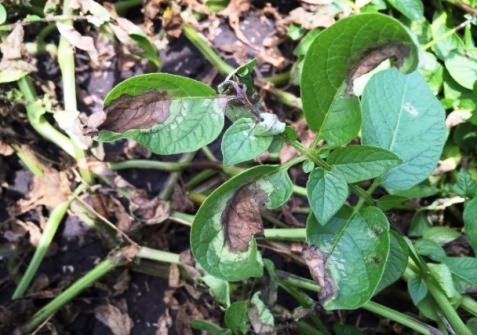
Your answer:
362;69;446;190
306;206;390;309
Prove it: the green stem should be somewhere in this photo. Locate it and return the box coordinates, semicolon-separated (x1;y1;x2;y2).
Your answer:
185;169;218;189
22;246;134;334
12;184;87;299
262;71;291;86
12;144;43;177
263;228;306;240
115;0;143;15
160;152;196;199
18;76;76;158
169;211;194;226
423;16;473;50
363;301;439;335
57;0;94;185
296;321;325;335
110;159;188;171
136;247;181;264
461;296;477;317
427;280;473;335
278;272;438;335
182;24;235;76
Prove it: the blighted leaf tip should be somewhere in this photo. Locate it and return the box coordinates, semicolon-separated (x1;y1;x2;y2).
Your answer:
303;246;337;303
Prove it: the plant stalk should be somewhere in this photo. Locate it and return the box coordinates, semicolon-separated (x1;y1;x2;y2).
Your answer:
12;184;87;299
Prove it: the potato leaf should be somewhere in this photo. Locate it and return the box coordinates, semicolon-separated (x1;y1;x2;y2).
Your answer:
306;206;390;310
301;13;418;143
362;69;446;190
96;73;226;155
191;166;293;281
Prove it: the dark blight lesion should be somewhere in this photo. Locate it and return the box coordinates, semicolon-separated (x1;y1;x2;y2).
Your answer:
99;91;171;133
222;183;268;252
303;246;337;303
346;43;411;94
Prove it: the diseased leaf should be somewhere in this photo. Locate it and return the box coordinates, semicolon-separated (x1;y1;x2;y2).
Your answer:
362;68;446;190
328;145;401;183
301;13;418;137
248;292;274;334
464;197;477;254
191;166;290;281
307;168;348;225
221;118;273;166
223;184;267;252
96;73;225;155
306;206;390;310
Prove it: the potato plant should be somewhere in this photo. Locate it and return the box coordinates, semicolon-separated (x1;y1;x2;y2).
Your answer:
88;13;471;335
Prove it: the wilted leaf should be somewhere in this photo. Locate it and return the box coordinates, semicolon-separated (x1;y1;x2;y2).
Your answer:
248;292;274;334
130;190;170;225
57;22;99;64
303;246;336;302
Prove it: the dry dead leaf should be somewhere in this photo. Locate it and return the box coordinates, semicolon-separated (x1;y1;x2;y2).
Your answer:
303;246;336;302
95;303;133;335
288;7;335;30
219;0;254;47
26;170;71;208
0;142;13;156
446;109;472;128
56;22;99;64
0;24;36;80
130;190;170;225
222;184;267;252
90;193;132;232
155;308;172;335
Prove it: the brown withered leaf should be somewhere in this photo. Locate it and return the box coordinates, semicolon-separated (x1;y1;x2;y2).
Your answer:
94;303;133;335
222;184;267;252
346;43;411;94
98;91;170;133
56;22;99;64
130;190;170;225
28;170;71;208
302;246;336;302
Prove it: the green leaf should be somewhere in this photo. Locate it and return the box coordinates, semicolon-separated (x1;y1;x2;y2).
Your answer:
306;206;390;310
376;195;409;211
225;301;249;334
428;263;460;299
453;170;477;198
221;118;273;166
375;231;409;293
362;68;446;190
387;0;424;20
200;274;230;307
0;4;6;25
445;49;477;89
301;13;418;136
319;95;361;146
307;168;348;225
96;73;224;155
431;12;465;60
464;197;477;254
444;257;477;293
219;59;256;95
407;275;428;305
259;169;293;208
191;320;231;335
129;33;161;67
327;145;401;183
422;227;461;246
415;239;447;262
409;211;432;237
191;165;288;281
419;51;444;95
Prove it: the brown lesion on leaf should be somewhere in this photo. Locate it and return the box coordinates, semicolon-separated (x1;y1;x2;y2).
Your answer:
303;246;337;303
346;43;411;94
98;91;171;133
222;183;268;252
